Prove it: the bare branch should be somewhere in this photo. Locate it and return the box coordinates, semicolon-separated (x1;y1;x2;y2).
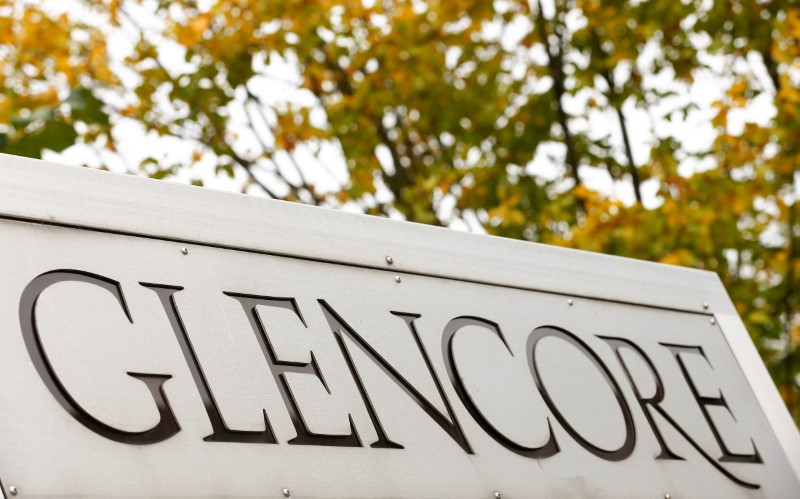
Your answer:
534;0;582;188
243;91;324;204
602;68;643;203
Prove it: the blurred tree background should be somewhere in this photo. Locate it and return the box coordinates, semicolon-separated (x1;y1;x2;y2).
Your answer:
1;0;799;422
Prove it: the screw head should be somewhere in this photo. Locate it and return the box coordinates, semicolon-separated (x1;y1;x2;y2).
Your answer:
394;275;401;283
282;489;291;497
385;255;394;265
665;494;671;499
710;317;716;325
180;247;188;255
494;492;502;499
567;299;574;306
9;485;18;496
703;302;709;309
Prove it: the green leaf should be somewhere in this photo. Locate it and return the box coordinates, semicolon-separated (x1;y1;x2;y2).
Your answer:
6;120;78;158
67;88;110;125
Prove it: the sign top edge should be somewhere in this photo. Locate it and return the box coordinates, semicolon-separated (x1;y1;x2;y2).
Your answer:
0;153;724;314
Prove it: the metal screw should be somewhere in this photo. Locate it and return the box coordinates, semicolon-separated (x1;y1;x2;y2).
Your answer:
180;247;188;255
710;318;716;325
567;299;573;306
702;302;709;309
385;255;394;265
394;276;402;283
494;492;502;499
282;489;291;497
665;494;671;499
9;486;18;496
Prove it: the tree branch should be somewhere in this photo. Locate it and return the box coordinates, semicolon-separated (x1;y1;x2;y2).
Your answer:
535;0;582;189
602;68;643;203
783;179;798;343
315;43;419;218
762;47;781;93
243;91;323;204
226;150;283;199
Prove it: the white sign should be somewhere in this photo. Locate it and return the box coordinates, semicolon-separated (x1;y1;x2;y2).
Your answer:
0;154;799;498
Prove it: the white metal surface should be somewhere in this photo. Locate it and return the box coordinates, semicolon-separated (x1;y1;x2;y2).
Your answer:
0;154;799;498
0;154;724;313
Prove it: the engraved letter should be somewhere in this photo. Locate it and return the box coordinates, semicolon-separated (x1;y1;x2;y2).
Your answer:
20;270;180;444
319;300;471;453
527;326;636;461
142;283;277;444
661;343;762;464
442;316;559;458
600;336;759;489
226;292;361;447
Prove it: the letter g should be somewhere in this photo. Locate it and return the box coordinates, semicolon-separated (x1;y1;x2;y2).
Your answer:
19;270;180;444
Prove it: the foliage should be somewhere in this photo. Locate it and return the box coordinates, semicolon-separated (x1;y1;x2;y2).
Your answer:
1;0;799;422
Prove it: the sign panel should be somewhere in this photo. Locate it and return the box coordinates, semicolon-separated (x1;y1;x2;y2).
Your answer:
0;155;799;498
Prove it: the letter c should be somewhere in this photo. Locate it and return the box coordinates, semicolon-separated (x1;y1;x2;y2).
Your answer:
442;316;559;458
19;270;180;444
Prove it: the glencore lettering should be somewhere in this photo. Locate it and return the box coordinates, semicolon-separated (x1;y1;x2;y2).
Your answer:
20;268;761;489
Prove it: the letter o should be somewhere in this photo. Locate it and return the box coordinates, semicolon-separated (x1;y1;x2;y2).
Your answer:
527;325;635;461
